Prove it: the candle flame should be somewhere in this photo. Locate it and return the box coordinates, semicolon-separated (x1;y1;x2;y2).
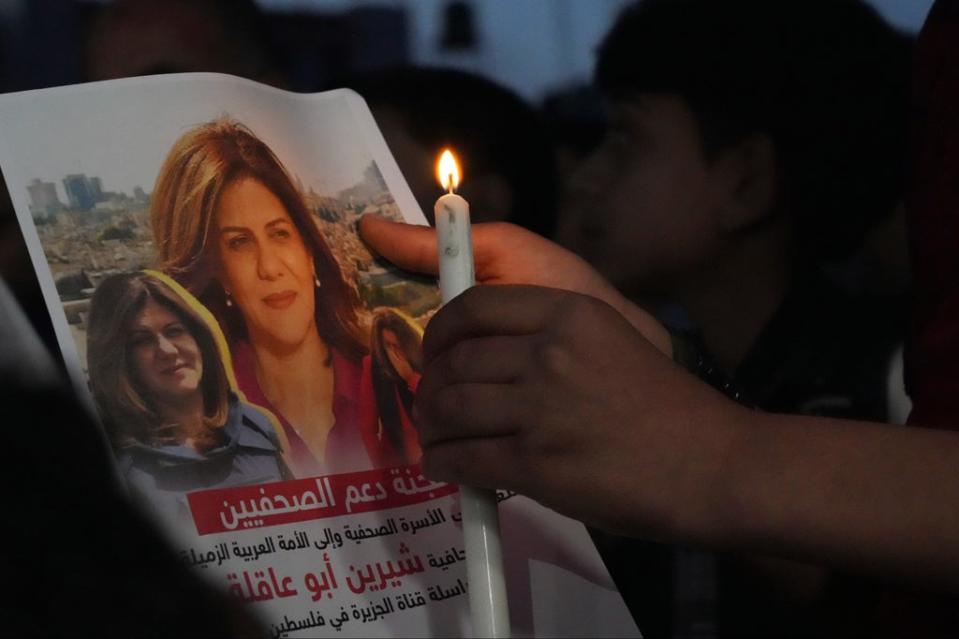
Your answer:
437;148;461;193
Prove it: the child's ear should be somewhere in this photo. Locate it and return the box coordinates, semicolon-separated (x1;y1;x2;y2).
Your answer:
714;133;778;233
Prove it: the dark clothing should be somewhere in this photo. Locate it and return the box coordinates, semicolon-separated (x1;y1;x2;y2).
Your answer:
721;0;959;631
604;271;904;638
737;269;902;420
706;271;902;639
119;394;285;524
906;0;959;430
874;1;959;636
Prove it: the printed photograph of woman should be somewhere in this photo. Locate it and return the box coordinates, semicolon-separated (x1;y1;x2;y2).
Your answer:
362;308;424;467
150;118;375;477
86;271;287;521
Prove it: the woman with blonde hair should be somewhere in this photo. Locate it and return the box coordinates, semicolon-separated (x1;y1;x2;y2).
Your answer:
87;271;285;519
151;118;373;476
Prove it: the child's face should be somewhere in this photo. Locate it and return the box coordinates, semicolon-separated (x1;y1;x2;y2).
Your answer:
558;95;733;294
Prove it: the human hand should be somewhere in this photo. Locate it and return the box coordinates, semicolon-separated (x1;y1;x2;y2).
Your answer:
358;216;671;356
413;284;748;538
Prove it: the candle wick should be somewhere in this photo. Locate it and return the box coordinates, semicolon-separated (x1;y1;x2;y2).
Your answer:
448;173;455;195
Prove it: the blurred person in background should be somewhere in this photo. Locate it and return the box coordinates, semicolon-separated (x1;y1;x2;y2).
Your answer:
83;0;285;86
345;67;560;237
561;0;911;418
540;84;607;192
552;0;914;636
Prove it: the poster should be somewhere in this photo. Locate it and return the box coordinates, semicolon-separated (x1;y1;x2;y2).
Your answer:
0;73;640;638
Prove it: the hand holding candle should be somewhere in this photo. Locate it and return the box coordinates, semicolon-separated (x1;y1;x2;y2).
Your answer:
434;148;510;638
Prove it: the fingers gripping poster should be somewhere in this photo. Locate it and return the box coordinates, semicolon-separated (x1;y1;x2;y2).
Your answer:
0;74;639;638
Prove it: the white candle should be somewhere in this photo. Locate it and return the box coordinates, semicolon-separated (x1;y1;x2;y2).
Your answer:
434;149;510;639
435;191;474;304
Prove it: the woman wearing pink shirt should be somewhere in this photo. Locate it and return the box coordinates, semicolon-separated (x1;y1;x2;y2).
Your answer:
151;118;374;477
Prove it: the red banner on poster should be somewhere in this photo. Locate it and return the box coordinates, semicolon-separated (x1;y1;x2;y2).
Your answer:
189;465;458;535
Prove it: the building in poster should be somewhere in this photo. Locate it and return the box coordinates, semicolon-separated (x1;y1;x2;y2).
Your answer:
63;173;98;211
27;177;62;218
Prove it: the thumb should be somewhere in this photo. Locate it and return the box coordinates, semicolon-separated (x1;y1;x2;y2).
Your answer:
359;215;439;275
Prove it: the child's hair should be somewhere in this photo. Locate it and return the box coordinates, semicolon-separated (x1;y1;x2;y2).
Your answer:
596;0;913;263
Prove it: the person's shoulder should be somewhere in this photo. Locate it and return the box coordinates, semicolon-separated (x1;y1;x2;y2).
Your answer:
740;271;903;419
117;449;162;496
236;400;282;451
